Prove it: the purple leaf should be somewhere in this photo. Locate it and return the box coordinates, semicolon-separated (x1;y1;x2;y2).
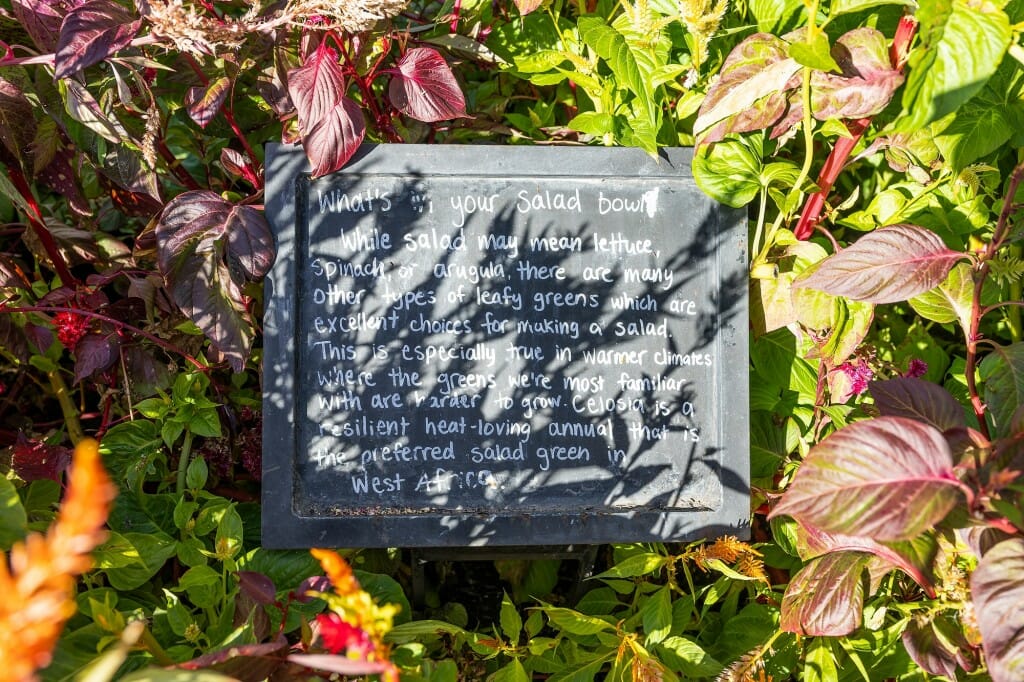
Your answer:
10;0;66;52
73;331;120;383
811;28;905;120
768;417;962;541
794;225;965;304
54;0;141;79
236;570;277;605
695;33;799;144
903;615;977;679
780;551;871;636
970;538;1024;682
156;191;273;372
870;377;966;432
287;49;365;177
388;48;468;123
186;77;231;128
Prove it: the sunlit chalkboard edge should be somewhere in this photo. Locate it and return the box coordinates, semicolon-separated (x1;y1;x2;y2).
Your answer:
261;143;750;549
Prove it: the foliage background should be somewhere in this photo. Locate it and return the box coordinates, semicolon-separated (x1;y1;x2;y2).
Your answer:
1;0;1024;679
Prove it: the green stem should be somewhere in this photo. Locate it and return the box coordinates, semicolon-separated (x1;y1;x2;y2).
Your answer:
138;624;175;666
762;66;814;259
176;430;195;495
48;370;85;445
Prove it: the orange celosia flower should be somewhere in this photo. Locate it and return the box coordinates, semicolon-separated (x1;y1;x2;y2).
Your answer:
310;547;359;597
0;438;116;682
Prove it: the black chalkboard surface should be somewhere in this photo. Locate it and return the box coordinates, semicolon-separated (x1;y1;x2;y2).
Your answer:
262;144;749;548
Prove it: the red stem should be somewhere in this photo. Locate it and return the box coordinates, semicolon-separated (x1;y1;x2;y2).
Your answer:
793;15;919;240
335;35;402;143
964;162;1024;440
182;54;263;188
450;0;462;33
6;166;78;286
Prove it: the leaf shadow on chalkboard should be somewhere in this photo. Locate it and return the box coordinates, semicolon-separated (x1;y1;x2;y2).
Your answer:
277;164;748;544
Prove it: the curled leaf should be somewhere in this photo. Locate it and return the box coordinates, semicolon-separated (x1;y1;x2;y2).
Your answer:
794;225;964;304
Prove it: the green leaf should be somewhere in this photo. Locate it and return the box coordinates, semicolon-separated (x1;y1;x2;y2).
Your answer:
99;420;163;490
237;548;321;595
805;637;840;682
980;343;1024;435
899;0;1011;132
934;92;1018;171
500;592;522;643
640;586;672;645
189;407;222;438
96;531;178;590
491;659;529;682
748;0;802;32
692;138;761;207
186;456;208;490
177;564;222;605
513;49;569;73
544;606;615;635
355;570;412;625
789;33;840;72
0;476;27;550
577;16;649;100
909;262;974;331
214;504;243;559
120;671;238;682
831;0;911;15
385;620;469;643
594;552;668;579
546;652;614;682
656;636;723;677
568;111;614;137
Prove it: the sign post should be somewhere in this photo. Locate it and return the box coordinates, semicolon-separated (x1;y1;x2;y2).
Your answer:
262;144;749;547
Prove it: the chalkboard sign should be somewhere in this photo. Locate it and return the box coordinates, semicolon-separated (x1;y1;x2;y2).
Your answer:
262;144;749;548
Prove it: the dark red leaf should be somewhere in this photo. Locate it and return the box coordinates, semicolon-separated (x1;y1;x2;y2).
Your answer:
220;148;260;186
794;225;965;304
970;538;1024;682
38;149;90;215
870;377;966;432
388;48;468;123
287;50;365;177
55;0;141;79
237;570;277;605
903;615;977;678
13;433;71;482
73;331;120;383
769;417;962;541
156;191;273;371
0;76;36;166
780;551;871;636
186;77;231;128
